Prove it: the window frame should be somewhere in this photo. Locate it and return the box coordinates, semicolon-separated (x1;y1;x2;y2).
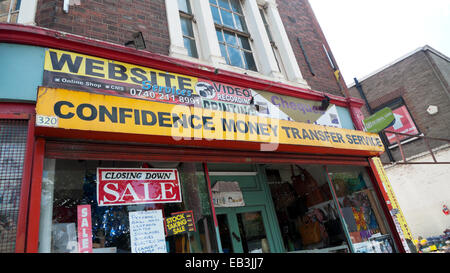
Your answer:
166;0;308;87
210;0;258;71
178;0;199;58
258;5;285;76
0;0;21;23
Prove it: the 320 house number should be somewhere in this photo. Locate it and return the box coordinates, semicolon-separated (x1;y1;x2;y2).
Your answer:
36;115;59;127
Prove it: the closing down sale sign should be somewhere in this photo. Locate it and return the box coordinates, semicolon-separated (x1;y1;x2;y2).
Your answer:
97;168;181;206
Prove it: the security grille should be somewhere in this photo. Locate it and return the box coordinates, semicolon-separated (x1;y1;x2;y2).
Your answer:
0;119;28;253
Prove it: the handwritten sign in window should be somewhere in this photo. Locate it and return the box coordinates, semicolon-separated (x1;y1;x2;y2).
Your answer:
129;210;167;253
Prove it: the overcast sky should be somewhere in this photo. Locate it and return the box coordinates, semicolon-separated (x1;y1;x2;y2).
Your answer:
308;0;450;86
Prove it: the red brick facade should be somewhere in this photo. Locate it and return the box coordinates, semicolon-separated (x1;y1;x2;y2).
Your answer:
348;48;450;162
35;0;170;55
276;0;346;96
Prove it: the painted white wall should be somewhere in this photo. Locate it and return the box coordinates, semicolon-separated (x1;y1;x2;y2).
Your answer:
17;0;39;25
384;146;450;238
165;0;189;57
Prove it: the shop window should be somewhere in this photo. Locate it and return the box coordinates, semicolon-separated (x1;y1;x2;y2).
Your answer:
178;0;198;58
0;119;28;252
267;164;350;253
210;0;257;71
0;0;20;23
38;159;218;253
327;165;397;253
266;164;397;253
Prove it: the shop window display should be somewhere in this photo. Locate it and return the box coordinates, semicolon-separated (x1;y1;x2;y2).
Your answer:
267;164;349;253
267;164;396;253
327;165;397;253
38;159;218;253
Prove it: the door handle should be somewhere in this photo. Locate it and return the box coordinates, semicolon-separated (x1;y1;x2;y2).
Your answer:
232;232;241;242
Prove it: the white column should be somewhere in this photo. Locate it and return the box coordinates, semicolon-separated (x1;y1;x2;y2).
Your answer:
165;0;189;57
242;0;283;79
191;0;226;65
264;0;308;86
17;0;38;25
38;158;56;253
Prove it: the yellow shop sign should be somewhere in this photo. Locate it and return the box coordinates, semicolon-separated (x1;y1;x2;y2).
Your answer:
36;87;384;153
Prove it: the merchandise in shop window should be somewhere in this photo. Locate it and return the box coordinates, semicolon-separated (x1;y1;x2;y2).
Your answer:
323;204;345;245
298;215;322;246
268;165;350;253
38;159;218;253
292;166;324;207
329;168;396;253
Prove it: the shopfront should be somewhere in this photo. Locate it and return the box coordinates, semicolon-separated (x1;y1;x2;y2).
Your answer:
0;26;409;253
30;144;401;253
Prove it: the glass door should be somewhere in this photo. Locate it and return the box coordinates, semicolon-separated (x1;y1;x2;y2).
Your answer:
217;206;272;253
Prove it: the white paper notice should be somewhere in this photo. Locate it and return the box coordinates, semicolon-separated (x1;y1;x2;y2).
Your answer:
129;210;167;253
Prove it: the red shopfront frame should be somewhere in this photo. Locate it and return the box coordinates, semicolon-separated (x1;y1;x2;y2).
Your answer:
23;136;405;253
0;103;36;253
0;24;403;252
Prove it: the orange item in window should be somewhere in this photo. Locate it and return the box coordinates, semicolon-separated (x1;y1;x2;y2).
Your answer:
352;207;367;231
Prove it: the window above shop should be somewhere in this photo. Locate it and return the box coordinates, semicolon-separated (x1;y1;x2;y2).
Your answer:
165;0;309;89
210;0;257;71
258;6;285;77
0;0;21;23
0;0;37;25
178;0;199;58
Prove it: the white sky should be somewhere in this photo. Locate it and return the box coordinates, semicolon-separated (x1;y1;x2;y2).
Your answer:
308;0;450;86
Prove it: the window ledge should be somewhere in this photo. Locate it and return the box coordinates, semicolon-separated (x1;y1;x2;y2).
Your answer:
216;62;310;90
169;50;310;89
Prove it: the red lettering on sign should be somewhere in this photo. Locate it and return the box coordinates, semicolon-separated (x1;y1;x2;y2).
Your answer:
97;168;182;206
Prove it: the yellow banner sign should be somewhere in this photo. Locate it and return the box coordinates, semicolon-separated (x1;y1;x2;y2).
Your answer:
42;48;342;127
36;87;384;153
372;157;413;252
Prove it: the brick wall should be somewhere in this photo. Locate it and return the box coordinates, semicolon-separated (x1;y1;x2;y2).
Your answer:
276;0;345;96
348;49;450;162
35;0;170;55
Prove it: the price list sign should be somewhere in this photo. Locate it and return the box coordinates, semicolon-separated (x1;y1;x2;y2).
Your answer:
129;210;167;253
